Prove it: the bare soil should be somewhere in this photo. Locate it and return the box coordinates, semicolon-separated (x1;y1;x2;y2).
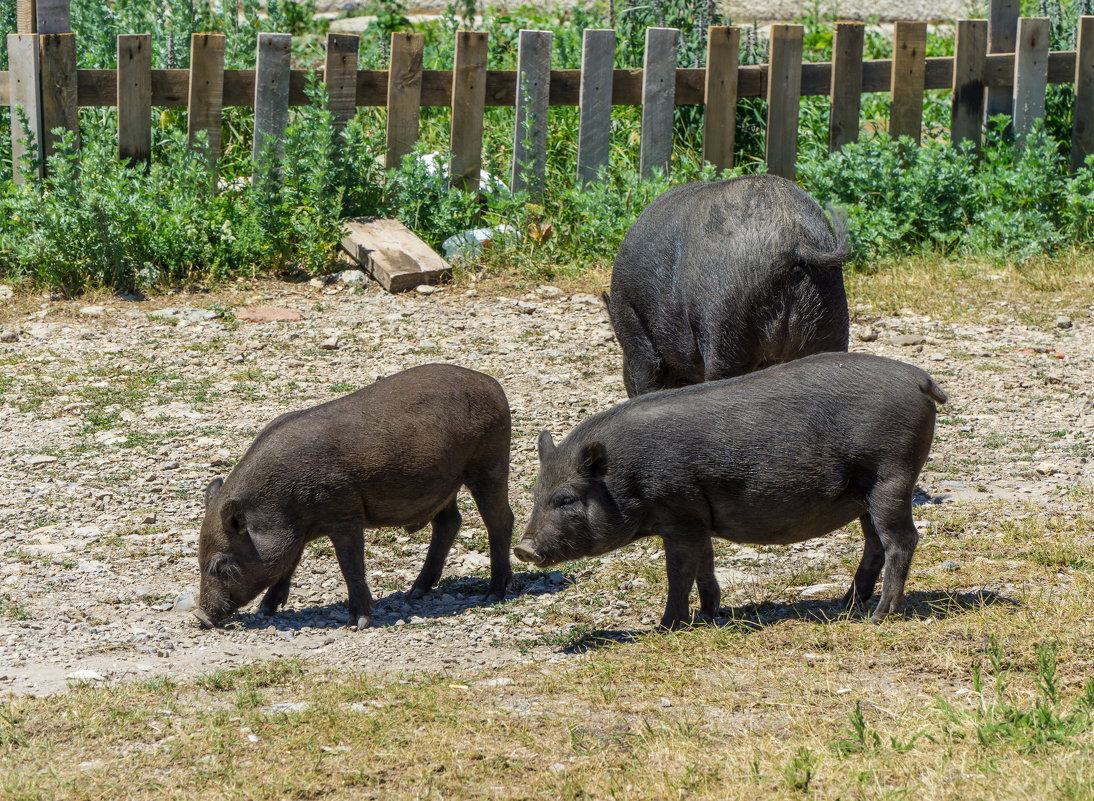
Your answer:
0;275;1091;697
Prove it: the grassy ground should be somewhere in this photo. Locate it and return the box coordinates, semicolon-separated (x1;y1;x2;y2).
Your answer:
2;255;1093;800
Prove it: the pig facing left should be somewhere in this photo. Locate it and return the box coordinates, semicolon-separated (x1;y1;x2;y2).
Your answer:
195;364;515;629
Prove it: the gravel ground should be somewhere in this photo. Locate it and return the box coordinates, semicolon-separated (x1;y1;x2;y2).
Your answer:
0;276;1091;697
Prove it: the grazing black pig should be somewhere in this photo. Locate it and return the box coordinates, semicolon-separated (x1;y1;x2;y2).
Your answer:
194;364;514;629
513;353;946;629
604;174;851;397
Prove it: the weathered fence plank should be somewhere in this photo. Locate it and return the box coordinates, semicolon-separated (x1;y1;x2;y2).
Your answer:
986;0;1019;121
890;21;927;143
117;34;151;165
829;21;864;151
16;0;35;33
35;0;70;34
1071;16;1094;172
702;25;738;172
7;34;43;182
187;33;225;165
1013;17;1050;145
325;33;359;134
766;24;803;179
951;19;988;153
639;27;678;179
252;32;291;183
385;31;424;169
512;30;552;194
576;29;614;183
39;32;78;162
449;30;488;191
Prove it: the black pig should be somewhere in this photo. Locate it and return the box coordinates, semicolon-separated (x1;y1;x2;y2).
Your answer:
604;174;851;397
195;364;514;629
514;353;946;629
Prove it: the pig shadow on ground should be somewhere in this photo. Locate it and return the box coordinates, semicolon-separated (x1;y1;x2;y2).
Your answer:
218;571;573;632
557;590;1015;653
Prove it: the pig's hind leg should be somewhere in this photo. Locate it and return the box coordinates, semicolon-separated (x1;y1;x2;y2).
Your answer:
840;515;885;612
864;486;920;624
466;476;515;603
331;529;374;629
409;496;461;600
694;537;721;620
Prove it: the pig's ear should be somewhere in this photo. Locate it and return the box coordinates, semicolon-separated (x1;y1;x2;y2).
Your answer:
537;430;557;460
578;442;607;480
204;477;224;510
219;498;246;539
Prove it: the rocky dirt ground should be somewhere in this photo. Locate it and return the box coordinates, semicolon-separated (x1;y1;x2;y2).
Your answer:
0;275;1091;697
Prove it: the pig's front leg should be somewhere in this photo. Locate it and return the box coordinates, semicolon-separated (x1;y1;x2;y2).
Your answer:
660;535;705;630
259;548;303;617
331;530;374;629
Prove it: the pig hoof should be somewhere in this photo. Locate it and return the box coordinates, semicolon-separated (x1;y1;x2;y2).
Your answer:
355;615;370;629
407;587;428;601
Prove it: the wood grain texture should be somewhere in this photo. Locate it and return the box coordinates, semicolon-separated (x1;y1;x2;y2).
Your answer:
187;33;225;165
1013;17;1049;144
576;29;615;183
117;34;151;165
765;24;803;179
951;19;987;153
1071;17;1094;172
35;0;70;34
7;34;43;182
39;33;78;162
325;33;359;133
890;21;927;144
639;27;679;179
16;0;35;33
512;29;552;193
449;31;488;191
252;33;291;182
987;0;1020;120
702;26;738;172
385;32;424;168
828;22;864;152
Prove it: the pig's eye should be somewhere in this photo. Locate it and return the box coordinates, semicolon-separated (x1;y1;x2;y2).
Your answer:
553;492;580;508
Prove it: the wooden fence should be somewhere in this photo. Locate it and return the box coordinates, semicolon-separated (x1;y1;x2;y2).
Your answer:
5;1;1094;192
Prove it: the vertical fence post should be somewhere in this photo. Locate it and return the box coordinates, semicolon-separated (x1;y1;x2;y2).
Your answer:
16;0;36;33
702;25;738;173
385;31;423;170
118;34;152;166
951;19;988;154
1012;17;1049;146
986;0;1020;122
449;30;488;191
576;28;614;184
7;33;43;183
35;0;70;34
187;33;225;175
512;29;552;194
765;24;803;179
252;32;292;185
325;33;359;137
39;32;77;164
890;21;927;144
639;27;678;179
1071;16;1094;172
828;21;864;152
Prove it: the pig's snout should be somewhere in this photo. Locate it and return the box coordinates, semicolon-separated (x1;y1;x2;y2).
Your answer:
513;540;543;566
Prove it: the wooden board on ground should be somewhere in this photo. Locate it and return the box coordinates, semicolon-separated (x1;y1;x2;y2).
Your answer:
341;217;452;293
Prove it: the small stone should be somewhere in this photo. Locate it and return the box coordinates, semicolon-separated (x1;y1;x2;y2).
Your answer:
660;697;672;708
940;560;961;572
172;592;195;613
478;677;512;687
409;615;426;624
547;571;567;586
1036;462;1060;476
163;461;180;470
1056;315;1073;329
0;285;12;300
337;269;368;285
25;455;58;467
0;329;17;342
277;629;293;640
536;286;563;298
570;293;601;306
66;670;106;683
892;334;926;347
799;583;844;600
516;301;538;314
858;326;878;342
319;336;339;350
79;306;105;316
548;763;567;774
416;284;437;295
236;306;302;323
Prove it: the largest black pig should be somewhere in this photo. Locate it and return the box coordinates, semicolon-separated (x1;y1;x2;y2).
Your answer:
514;353;946;629
604;174;851;397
